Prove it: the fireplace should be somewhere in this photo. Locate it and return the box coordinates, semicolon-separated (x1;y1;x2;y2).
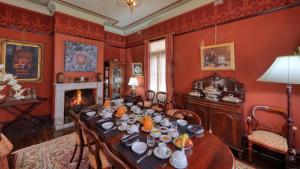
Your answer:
53;82;103;130
64;89;96;124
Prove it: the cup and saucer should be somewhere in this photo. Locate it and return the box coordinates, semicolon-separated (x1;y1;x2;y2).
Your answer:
160;118;172;127
167;128;180;138
150;128;161;138
154;143;172;159
118;122;129;131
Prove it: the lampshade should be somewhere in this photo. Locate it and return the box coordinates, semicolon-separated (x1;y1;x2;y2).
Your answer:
257;55;300;84
128;77;138;86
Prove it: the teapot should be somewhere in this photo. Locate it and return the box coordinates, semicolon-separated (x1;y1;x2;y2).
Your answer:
153;114;162;123
104;99;111;108
170;149;188;169
116;106;127;117
142;115;154;131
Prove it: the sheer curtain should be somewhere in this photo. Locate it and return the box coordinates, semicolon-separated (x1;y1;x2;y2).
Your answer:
149;39;166;92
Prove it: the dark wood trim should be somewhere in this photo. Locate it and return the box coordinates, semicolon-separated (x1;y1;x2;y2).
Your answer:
126;42;144;48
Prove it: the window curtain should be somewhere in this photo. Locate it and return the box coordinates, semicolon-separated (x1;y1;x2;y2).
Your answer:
144;40;150;91
165;34;174;109
149;39;166;92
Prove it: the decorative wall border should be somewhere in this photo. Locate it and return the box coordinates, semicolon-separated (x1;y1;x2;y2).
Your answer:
126;0;300;47
54;12;104;41
104;31;125;48
0;2;53;34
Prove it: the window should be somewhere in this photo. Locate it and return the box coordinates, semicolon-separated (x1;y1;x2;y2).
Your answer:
149;39;166;92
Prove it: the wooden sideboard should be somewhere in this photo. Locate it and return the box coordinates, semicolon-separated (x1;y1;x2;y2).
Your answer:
183;94;244;156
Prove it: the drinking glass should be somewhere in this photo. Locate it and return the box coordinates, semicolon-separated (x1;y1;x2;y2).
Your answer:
147;135;155;147
171;121;177;130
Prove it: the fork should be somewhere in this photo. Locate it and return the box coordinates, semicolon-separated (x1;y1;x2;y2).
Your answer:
104;126;117;133
137;149;153;163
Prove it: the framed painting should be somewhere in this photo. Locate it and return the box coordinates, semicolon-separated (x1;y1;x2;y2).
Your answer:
64;41;98;72
1;40;43;82
200;42;235;70
132;63;143;76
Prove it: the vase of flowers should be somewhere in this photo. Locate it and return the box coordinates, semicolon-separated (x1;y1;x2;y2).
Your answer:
0;64;26;101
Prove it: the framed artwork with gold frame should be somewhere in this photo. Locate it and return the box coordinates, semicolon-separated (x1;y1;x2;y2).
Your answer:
200;42;235;70
1;39;43;82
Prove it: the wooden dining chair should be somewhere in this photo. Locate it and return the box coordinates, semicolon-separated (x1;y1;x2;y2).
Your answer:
247;105;297;162
137;90;155;108
69;111;91;169
81;123;130;169
173;110;201;125
151;91;168;112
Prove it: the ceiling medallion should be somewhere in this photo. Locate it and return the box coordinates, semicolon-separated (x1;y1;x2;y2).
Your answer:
117;0;141;13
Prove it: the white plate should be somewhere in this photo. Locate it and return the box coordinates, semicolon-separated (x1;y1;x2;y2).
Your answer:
177;119;187;126
102;122;114;130
118;125;129;131
159;135;172;143
154;147;172;159
141;127;151;133
86;111;96;117
131;142;147;154
126;103;133;106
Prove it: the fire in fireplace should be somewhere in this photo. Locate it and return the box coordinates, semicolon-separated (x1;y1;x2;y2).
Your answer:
64;89;95;124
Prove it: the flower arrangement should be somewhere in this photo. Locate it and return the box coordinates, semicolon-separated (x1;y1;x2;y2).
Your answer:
0;64;26;100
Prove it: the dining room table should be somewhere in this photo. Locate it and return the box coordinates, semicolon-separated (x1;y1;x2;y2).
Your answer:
80;105;235;169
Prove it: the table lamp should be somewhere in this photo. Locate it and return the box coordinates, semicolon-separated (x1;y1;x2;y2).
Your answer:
257;55;300;168
128;77;138;96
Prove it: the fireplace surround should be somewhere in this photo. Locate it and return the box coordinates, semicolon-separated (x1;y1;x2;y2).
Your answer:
53;82;103;130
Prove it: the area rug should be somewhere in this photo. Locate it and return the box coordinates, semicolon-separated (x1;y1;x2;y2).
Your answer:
12;132;254;169
13;133;89;169
236;160;255;169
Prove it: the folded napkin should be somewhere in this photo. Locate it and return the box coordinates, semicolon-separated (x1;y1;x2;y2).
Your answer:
120;132;139;146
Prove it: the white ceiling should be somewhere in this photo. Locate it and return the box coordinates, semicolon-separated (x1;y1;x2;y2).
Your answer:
59;0;189;29
13;0;214;35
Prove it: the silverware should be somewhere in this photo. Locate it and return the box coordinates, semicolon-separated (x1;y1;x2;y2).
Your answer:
104;126;117;133
137;149;153;163
122;134;139;142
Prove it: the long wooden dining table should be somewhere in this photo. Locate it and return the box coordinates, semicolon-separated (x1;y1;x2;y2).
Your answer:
80;109;235;169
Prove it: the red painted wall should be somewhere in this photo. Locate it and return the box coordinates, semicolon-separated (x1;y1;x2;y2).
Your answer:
173;7;300;149
0;27;53;122
125;45;145;96
53;33;104;82
104;45;126;62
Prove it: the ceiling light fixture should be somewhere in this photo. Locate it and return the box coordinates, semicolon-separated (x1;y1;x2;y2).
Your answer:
117;0;141;13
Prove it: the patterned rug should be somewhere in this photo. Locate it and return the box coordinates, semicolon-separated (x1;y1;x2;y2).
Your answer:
12;132;254;169
13;133;89;169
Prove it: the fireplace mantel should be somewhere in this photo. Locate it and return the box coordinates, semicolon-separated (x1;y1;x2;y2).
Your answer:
53;82;103;130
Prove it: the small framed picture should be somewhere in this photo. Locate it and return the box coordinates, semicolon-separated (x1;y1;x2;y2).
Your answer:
1;39;43;82
132;63;143;76
200;42;235;70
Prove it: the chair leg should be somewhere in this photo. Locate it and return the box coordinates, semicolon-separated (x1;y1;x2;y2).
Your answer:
70;144;78;163
248;140;253;162
75;143;84;169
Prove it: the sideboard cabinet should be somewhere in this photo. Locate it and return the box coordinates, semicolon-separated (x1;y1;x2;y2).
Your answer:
183;95;244;155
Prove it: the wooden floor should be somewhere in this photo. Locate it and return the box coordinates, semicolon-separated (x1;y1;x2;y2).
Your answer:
3;118;295;169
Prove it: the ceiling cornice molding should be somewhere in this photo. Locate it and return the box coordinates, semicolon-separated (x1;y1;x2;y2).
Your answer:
51;0;112;26
124;0;214;35
0;0;51;15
